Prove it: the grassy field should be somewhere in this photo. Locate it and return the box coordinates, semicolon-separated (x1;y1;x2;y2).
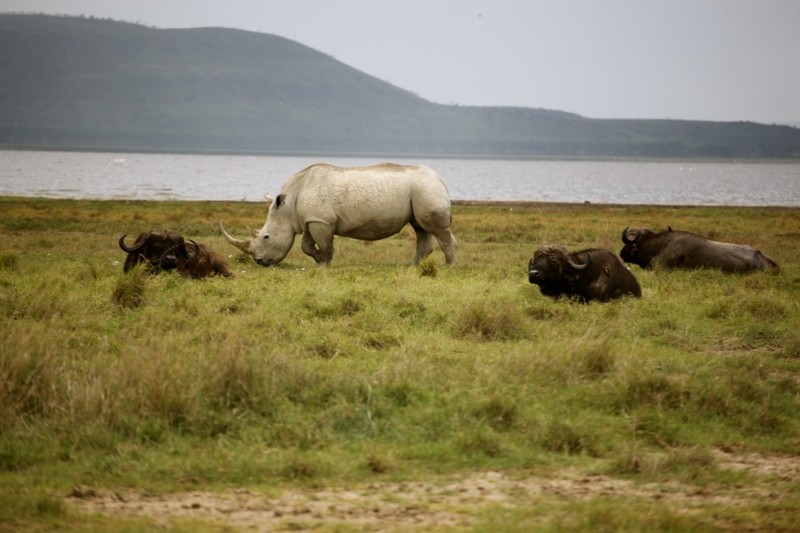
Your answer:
1;196;799;531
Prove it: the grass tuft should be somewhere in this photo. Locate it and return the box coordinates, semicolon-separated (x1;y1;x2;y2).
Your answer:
541;419;598;456
0;253;19;271
111;266;147;308
575;337;615;378
417;257;438;277
454;300;528;341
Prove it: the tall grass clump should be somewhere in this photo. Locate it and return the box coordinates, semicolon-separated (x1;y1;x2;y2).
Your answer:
540;419;599;456
0;253;19;271
610;446;719;485
0;330;63;425
417;257;438;278
570;335;616;379
111;266;147;309
454;299;528;341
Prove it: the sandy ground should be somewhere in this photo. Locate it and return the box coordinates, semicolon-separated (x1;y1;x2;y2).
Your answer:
67;450;800;531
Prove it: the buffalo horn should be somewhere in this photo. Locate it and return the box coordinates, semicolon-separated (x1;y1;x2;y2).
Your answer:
219;221;252;253
621;227;637;244
118;234;146;253
185;239;200;260
566;252;591;271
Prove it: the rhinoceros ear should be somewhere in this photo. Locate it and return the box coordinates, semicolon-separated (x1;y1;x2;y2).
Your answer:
275;194;286;208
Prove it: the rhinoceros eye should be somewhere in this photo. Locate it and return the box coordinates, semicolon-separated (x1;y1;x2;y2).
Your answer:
262;235;269;240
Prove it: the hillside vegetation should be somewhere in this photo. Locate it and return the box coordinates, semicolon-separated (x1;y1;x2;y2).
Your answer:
2;14;800;158
1;197;799;530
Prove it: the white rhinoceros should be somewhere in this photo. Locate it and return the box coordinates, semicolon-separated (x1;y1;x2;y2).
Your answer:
219;163;457;267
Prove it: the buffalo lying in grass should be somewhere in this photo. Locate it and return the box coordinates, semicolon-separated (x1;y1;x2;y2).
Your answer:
119;230;234;278
528;245;641;303
620;226;779;273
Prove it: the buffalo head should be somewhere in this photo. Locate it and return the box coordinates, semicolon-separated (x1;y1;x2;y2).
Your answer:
619;226;658;266
119;230;199;273
528;245;590;287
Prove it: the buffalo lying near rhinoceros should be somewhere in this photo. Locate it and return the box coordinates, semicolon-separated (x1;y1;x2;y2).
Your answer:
219;163;457;267
119;230;234;279
620;227;779;273
528;245;642;303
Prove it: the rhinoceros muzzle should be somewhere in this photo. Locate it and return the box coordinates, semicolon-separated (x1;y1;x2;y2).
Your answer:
256;257;276;267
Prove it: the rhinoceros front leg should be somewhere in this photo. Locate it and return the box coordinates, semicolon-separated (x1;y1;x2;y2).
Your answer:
306;222;335;266
301;231;323;263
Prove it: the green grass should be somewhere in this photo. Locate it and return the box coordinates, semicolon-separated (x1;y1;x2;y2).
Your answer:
1;196;799;530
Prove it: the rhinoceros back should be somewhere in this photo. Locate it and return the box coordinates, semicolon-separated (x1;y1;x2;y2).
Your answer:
290;163;451;240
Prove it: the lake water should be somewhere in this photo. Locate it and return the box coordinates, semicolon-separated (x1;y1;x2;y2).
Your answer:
1;150;799;206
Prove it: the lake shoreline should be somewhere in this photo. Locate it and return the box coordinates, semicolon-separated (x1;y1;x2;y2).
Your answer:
3;194;799;212
3;150;799;206
452;199;800;210
3;144;800;164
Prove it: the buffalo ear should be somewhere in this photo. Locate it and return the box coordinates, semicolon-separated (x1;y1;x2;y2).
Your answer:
275;194;286;208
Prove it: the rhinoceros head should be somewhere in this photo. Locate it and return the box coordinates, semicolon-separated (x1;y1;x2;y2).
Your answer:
220;194;296;267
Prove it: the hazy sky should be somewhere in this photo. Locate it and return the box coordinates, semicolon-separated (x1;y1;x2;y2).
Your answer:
3;0;799;124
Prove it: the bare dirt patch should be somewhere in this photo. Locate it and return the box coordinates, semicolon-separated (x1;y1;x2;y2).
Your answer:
67;452;800;531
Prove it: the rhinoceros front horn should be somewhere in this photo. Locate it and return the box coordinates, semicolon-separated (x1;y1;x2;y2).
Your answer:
219;221;252;254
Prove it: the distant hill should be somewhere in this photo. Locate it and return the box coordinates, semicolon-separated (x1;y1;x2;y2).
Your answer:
1;14;799;158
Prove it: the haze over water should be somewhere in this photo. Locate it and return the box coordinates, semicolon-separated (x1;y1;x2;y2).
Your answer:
1;150;799;206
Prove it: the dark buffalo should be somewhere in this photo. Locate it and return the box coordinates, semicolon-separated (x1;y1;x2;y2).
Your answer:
179;241;236;279
528;245;642;303
620;227;779;273
118;230;234;278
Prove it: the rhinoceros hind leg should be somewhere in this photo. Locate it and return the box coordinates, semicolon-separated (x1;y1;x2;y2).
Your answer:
433;228;457;266
306;222;334;266
414;208;457;266
412;230;435;264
